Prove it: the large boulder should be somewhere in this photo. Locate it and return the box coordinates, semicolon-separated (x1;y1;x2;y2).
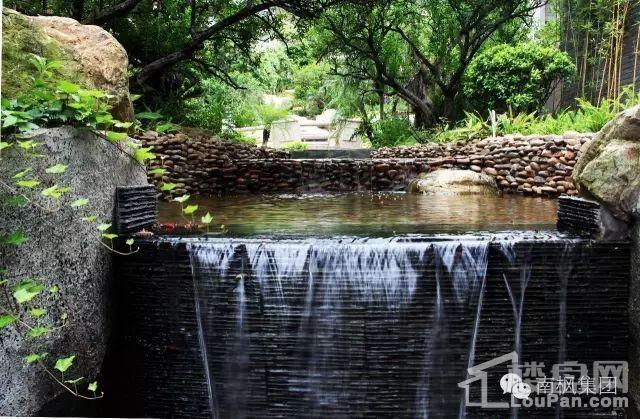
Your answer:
0;127;148;415
2;8;133;121
408;169;500;195
573;105;640;221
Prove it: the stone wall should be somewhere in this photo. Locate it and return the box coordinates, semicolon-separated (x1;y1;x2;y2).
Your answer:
141;131;595;199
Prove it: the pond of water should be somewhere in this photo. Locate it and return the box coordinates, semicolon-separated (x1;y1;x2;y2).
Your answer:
158;192;558;236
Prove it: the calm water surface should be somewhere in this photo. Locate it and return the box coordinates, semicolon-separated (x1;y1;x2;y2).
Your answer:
158;192;558;236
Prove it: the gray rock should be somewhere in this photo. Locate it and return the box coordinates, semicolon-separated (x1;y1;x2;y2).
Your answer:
407;169;500;195
573;105;640;221
0;127;148;415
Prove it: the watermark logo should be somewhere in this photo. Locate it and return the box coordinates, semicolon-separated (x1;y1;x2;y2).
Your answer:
458;352;628;410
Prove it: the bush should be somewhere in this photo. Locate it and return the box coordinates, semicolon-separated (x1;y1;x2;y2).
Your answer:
465;43;575;114
370;117;417;148
282;141;309;151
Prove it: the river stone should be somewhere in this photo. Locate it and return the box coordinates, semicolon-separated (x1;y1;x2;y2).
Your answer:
0;127;148;415
2;8;133;121
573;105;640;221
407;169;500;195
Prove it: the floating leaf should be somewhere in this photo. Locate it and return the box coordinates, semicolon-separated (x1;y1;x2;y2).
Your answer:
27;325;51;338
13;279;45;303
183;204;198;215
0;314;16;329
45;164;68;174
65;377;85;385
16;179;40;189
160;183;176;192
88;381;98;392
173;194;190;203
13;167;32;179
106;131;127;142
148;168;166;175
25;353;47;363
29;307;46;317
97;223;112;232
201;212;213;224
125;238;134;246
0;229;27;246
102;233;118;240
54;355;75;373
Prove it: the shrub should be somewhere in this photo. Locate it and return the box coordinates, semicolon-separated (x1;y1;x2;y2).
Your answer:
282;141;309;151
465;43;575;114
370;117;417;148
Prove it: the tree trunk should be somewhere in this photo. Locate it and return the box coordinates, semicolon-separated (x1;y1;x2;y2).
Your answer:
262;128;270;147
71;0;84;20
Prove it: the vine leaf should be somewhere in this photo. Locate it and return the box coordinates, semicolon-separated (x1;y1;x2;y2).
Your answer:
125;238;134;246
160;183;176;191
183;204;198;215
102;233;118;240
13;279;45;303
201;213;213;224
25;353;48;363
64;377;84;385
106;131;127;142
12;167;32;179
16;179;40;189
133;146;155;164
27;325;52;338
0;314;16;329
17;140;38;150
41;185;70;199
70;198;89;208
54;355;75;373
173;194;190;203
49;285;59;294
97;223;112;232
82;215;97;223
0;229;27;246
88;381;98;392
29;307;46;317
0;141;12;151
148;168;166;175
45;164;68;174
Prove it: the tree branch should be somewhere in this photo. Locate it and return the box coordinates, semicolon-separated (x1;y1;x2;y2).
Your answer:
83;0;146;25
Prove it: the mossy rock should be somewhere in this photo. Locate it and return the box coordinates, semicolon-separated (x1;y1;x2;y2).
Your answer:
2;8;133;120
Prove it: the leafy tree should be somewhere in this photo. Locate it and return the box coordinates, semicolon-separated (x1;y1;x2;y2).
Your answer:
465;43;575;114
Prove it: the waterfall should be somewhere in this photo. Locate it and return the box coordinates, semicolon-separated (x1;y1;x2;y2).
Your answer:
182;235;592;418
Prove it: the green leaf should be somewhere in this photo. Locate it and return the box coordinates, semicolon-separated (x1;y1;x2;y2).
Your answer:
201;212;213;224
155;123;174;133
27;325;51;338
25;353;47;363
57;81;80;94
2;195;28;207
135;111;162;120
88;381;98;392
18;140;38;150
70;198;89;208
125;238;134;246
148;168;166;175
12;167;32;179
160;183;176;191
65;377;85;384
114;121;133;129
173;194;190;203
41;185;68;199
183;204;198;215
0;230;27;246
97;223;112;232
102;233;118;240
2;114;18;128
16;179;40;189
54;355;75;373
13;279;45;304
106;131;128;142
29;307;46;317
49;285;59;294
45;164;68;174
0;314;16;329
82;215;97;223
0;141;12;151
134;146;155;164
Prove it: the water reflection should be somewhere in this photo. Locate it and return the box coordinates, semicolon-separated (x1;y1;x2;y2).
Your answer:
158;192;558;236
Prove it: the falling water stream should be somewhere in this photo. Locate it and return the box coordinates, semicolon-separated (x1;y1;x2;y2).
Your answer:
181;234;598;418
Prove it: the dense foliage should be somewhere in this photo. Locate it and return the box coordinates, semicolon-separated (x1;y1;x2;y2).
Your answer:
465;43;575;114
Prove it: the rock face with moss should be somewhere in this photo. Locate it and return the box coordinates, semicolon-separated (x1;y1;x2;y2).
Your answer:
408;169;500;195
2;8;133;121
0;128;147;415
573;105;640;221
